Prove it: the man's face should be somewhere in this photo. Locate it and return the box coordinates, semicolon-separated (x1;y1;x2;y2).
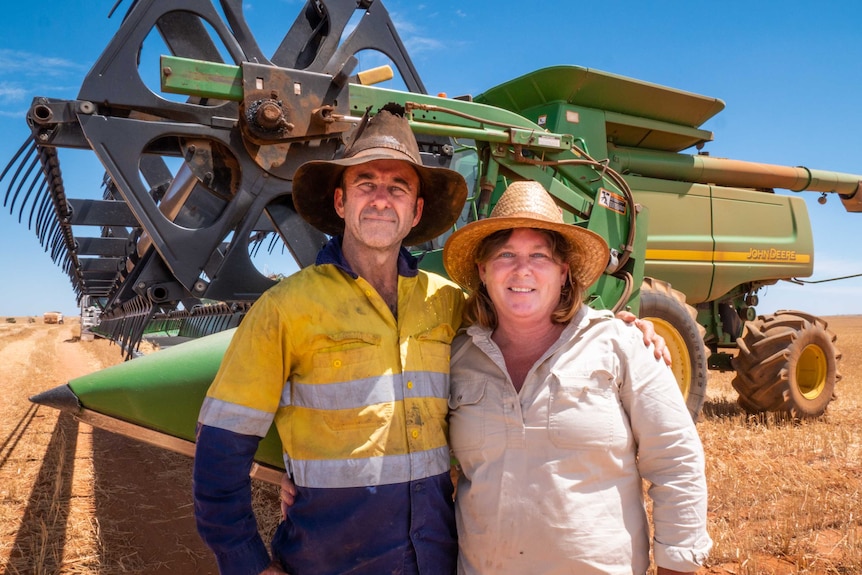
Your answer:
334;159;424;251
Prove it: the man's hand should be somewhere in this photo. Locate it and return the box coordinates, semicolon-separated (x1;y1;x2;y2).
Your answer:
615;310;672;366
264;476;294;574
280;473;297;520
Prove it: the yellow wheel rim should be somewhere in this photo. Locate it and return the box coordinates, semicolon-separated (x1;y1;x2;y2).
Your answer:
647;317;691;400
797;344;827;399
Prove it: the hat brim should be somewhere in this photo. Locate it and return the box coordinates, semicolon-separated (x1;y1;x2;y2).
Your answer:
292;151;468;246
443;216;610;292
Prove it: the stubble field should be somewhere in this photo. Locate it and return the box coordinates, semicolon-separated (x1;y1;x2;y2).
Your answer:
0;316;860;574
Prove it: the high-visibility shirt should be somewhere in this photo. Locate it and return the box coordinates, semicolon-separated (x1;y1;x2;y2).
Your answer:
194;238;464;575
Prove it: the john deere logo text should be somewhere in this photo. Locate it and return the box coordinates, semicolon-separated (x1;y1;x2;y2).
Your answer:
747;248;798;261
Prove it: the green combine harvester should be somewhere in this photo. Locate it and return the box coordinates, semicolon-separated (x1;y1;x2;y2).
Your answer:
6;0;858;480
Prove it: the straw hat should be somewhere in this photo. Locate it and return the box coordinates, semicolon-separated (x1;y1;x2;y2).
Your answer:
292;104;468;246
443;180;610;291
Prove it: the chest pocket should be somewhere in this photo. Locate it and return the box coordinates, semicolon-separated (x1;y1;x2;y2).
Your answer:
548;369;620;450
311;332;382;384
415;324;455;374
448;379;486;451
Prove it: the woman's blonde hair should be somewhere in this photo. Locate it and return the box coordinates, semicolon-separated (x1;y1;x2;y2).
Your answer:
462;228;584;329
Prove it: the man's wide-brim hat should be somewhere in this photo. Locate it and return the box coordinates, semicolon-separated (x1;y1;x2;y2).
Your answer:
443;180;610;292
292;105;468;246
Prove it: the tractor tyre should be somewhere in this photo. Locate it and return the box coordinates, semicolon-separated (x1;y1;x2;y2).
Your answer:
638;278;709;421
731;311;841;418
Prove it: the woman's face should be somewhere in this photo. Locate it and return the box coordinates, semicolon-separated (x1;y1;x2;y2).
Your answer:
477;228;569;326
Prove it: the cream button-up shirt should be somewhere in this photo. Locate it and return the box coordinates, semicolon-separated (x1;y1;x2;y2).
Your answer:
448;306;712;575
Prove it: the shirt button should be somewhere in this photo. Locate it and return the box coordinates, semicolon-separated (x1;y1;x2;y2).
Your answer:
333;359;342;368
411;429;419;438
365;290;372;297
407;381;414;389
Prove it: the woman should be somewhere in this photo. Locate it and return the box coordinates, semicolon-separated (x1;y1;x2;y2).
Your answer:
442;180;712;575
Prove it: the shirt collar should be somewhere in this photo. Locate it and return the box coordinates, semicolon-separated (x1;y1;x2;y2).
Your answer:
465;304;593;341
316;236;420;279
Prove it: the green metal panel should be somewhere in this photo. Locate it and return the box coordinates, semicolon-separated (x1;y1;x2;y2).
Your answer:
475;66;726;127
518;104;609;161
591;202;652;314
603;111;714;153
627;176;716;303
626;175;816;306
475;66;724;152
708;189;814;301
68;328;284;468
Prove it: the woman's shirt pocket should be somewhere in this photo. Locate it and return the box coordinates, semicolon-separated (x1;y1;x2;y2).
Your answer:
448;379;487;452
547;369;623;450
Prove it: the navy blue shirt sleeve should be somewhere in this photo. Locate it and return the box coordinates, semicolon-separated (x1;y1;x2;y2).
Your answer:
193;423;272;575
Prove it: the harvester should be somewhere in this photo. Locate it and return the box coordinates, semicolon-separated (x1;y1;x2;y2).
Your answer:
5;0;859;477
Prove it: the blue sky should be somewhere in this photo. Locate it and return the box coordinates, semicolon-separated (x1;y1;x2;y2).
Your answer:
1;0;861;318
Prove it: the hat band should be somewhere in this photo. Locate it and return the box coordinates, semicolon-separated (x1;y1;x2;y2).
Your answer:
349;146;418;164
495;210;562;225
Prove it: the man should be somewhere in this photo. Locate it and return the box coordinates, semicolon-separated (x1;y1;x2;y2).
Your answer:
193;104;668;575
193;104;469;575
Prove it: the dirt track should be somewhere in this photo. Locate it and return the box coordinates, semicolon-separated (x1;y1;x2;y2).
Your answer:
0;320;224;574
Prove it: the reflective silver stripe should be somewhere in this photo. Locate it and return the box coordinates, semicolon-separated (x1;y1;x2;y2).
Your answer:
403;370;448;400
291;445;450;488
285;371;448;410
279;382;291;408
283;452;294;478
198;396;274;437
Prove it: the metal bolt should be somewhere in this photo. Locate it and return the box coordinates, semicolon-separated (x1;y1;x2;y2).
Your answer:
257;100;284;129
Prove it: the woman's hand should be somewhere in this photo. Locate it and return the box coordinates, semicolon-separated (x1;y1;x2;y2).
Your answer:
615;310;671;366
280;473;297;520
